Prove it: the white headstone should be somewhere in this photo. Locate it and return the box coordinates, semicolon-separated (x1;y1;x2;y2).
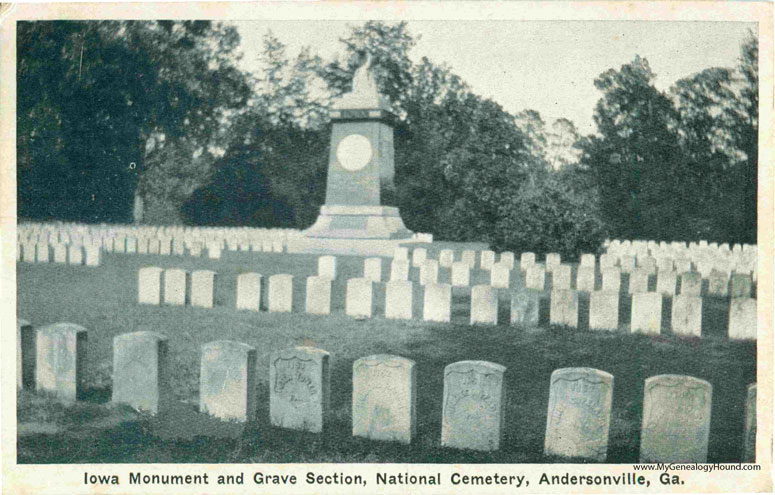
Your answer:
441;361;506;451
470;285;498;325
461;250;477;268
728;297;756;340
268;274;294;313
628;269;650;294
520;252;536;270
451;261;471;287
631;292;662;335
680;272;703;296
511;290;541;326
490;262;511;289
656;271;677;296
269;347;330;433
199;341;257;422
544;368;614;461
385;280;413;320
112;331;168;414
164;268;188;306
576;266;596;292
411;248;427;268
545;253;561;273
525;265;546;291
419;259;439;286
438;249;455;268
389;259;410;281
550;289;578;328
423;283;451;322
363;257;383;282
346;278;373;318
671;295;702;337
138;266;163;305
552;264;572;290
640;375;712;463
191;270;216;308
236;273;262;311
589;292;619;331
352;355;416;444
480;250;496;270
318;255;337;280
499;252;515;270
35;322;87;401
305;276;332;315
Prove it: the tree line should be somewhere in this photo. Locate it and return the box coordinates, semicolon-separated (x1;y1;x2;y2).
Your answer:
17;21;757;256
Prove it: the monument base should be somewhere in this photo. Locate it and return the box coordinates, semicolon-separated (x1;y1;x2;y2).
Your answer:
304;205;414;240
296;204;418;256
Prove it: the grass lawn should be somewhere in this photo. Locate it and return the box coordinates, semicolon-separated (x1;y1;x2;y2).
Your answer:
16;249;756;463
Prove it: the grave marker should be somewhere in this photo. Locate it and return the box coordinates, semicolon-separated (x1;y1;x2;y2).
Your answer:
728;298;756;340
353;355;416;444
631;292;662;335
545;253;561;273
640;375;712;463
550;289;579;328
510;290;541;326
471;285;498;325
423;283;452;322
346;278;373;318
576;266;596;292
236;273;262;311
390;259;409;281
544;368;614;461
191;270;216;308
268;274;294;313
419;259;439;286
164;269;188;306
112;331;168;414
305;276;332;315
520;252;536;270
552;264;572;290
589;292;619;331
363;257;383;282
525;265;546;290
385;280;413;320
35;323;87;401
680;272;702;296
490;262;511;289
601;268;621;293
439;249;455;268
441;361;506;451
671;295;702;337
270;347;330;433
200;341;257;422
318;255;337;280
656;271;677;296
138;266;163;305
451;261;471;287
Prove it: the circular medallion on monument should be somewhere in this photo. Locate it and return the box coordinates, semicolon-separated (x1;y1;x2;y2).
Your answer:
336;134;372;171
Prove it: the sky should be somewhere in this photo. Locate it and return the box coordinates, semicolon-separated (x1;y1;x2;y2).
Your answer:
232;20;755;134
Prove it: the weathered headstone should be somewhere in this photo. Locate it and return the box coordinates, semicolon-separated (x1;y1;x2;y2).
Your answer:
619;255;636;274
576;266;596;292
451;261;471;287
346;278;374;318
363;257;383;282
461;250;477;268
680;272;702;296
305;276;332;315
423;283;452;322
544;368;614;461
510;290;541;326
640;375;712;463
520;252;536;270
68;245;83;265
525;265;546;290
471;285;498;325
441;361;506;451
589;291;619;331
269;347;330;433
550;289;579;328
389;259;409;281
490;262;511;289
352;355;416;444
138;266;163;305
499;252;515;270
412;248;427;268
53;244;67;263
730;273;752;298
318;255;337;280
268;274;294;313
112;331;168;414
200;341;257;422
631;292;662;335
552;264;572;290
383;280;412;320
191;270;216;308
628;269;650;294
480;250;496;270
545;253;561;273
35;243;49;263
439;249;455;268
728;297;756;340
601;268;621;293
236;273;262;311
36;323;87;401
742;383;756;463
419;259;439;286
164;268;188;306
707;270;729;296
17;319;35;390
671;295;702;337
656;271;677;296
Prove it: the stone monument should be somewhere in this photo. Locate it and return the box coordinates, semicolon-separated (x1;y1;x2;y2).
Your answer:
295;53;416;256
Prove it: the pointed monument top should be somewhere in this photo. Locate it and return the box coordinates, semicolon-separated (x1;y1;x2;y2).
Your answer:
333;52;391;111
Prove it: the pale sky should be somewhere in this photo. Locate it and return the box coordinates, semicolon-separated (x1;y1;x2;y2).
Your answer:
232;20;755;134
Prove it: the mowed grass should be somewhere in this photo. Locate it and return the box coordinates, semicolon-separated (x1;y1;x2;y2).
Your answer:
16;248;756;463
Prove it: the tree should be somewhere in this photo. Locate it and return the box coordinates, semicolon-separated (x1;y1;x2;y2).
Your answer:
580;55;692;241
17;20;250;223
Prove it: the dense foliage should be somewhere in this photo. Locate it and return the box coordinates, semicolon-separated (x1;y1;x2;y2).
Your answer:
18;21;758;253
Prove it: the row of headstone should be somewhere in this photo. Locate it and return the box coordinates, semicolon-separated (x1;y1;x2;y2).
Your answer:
17;322;756;462
17;242;101;266
549;289;756;340
139;267;756;339
137;267;216;308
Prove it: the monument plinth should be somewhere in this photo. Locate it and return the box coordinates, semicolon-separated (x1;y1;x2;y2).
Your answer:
303;55;414;244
